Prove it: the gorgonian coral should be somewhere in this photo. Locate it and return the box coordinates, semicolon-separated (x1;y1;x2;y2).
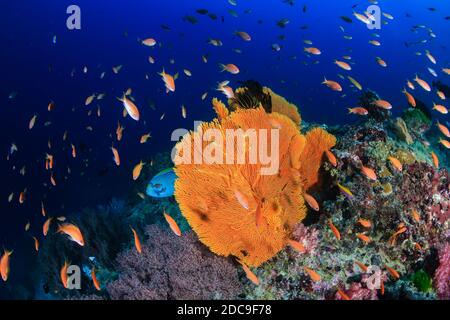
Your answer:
107;225;242;300
265;88;301;125
174;92;335;267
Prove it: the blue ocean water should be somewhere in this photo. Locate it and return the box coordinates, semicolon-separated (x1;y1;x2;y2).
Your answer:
0;0;449;299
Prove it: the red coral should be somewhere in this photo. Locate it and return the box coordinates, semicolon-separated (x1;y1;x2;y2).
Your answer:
434;244;450;300
107;225;242;300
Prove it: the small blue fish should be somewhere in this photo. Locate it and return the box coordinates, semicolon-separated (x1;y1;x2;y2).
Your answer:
146;168;177;198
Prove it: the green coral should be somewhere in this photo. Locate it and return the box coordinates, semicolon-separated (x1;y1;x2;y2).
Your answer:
410;269;433;293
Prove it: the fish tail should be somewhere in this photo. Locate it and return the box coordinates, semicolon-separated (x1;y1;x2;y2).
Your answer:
218;63;226;72
347;108;353;114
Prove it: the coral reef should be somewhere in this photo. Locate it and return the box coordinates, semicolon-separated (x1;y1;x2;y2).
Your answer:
57;88;448;301
240;91;450;300
174;90;335;267
107;225;242;300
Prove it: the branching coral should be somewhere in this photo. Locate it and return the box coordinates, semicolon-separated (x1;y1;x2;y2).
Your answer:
107;225;242;300
174;92;335;267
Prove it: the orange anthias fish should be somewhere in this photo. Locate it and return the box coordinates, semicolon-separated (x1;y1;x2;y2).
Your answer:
328;220;341;240
360;165;377;181
304;193;320;211
348;107;368;116
29;115;37;130
402;89;416;107
164;212;182;236
111;146;120;166
116;122;124;141
50;173;57;186
234;190;250;210
334;60;351;71
411;209;421;222
437;122;450;138
47;101;56;111
60;261;69;289
354;260;368;273
71;144;77;158
304;267;321;282
0;250;13;281
356;233;371;244
239;261;260;285
235;31;251;41
132;161;145;181
91;267;101;291
118;95;140;121
373;99;392;110
387;156;403;172
140;133;151;144
131;227;142;254
389;225;407;246
440;139;450;149
337;289;350;300
58;223;85;246
287;239;306;253
159;69;176;92
431;151;439;168
325;150;337;167
322;78;342;92
385;265;400;279
376;57;387;67
219;63;240;74
43;217;53;236
41;201;47;217
414;75;431;92
32;237;39;252
19;191;26;204
433;103;448;114
304;47;321;55
357;218;372;228
46;153;54;169
142;38;156;47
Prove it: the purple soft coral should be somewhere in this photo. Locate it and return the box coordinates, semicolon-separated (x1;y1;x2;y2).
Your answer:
107;225;242;300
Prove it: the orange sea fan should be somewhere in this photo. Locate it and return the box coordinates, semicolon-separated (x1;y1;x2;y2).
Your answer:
174;95;335;267
212;98;229;121
264;88;301;125
298;127;337;189
174;107;307;266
